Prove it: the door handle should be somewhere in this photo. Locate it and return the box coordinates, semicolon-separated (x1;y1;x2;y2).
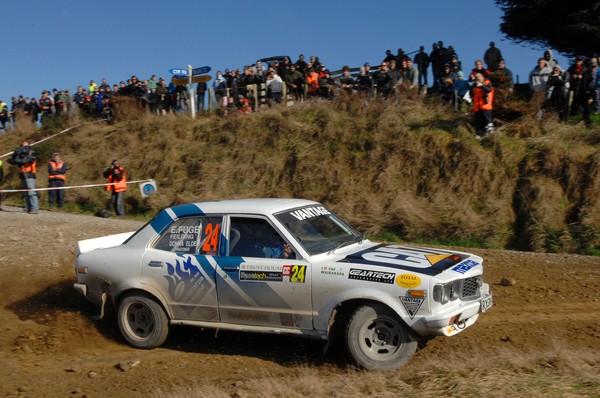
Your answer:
147;261;164;268
222;266;239;272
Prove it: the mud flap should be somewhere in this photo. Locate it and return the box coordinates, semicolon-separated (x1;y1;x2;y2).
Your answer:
91;292;107;320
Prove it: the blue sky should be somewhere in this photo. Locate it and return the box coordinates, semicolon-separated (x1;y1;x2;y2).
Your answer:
1;0;569;102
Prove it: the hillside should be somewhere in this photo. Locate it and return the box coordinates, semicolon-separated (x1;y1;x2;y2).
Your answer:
1;96;599;254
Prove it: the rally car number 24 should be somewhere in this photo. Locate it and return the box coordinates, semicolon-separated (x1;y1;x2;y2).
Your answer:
74;198;492;370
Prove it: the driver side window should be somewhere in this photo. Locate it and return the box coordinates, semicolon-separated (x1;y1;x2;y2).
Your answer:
229;217;295;259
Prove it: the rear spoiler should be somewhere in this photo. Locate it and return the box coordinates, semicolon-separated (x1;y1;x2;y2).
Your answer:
76;232;136;255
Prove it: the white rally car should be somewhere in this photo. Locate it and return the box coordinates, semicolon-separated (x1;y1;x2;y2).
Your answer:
74;198;492;370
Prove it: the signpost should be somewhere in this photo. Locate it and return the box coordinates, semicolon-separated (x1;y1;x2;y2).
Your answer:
168;68;188;76
171;75;211;86
168;64;212;118
192;66;211;76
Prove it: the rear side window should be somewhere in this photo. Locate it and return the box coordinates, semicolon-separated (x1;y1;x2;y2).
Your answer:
153;216;222;255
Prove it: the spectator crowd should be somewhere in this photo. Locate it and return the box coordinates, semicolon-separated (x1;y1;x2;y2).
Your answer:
1;42;599;132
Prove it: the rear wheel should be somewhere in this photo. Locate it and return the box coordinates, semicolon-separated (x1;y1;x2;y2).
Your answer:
345;303;417;370
117;293;169;349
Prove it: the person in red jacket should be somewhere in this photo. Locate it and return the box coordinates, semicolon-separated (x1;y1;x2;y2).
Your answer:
472;72;495;138
103;159;127;216
48;152;67;210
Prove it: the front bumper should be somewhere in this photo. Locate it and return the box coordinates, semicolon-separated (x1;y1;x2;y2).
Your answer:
413;285;493;337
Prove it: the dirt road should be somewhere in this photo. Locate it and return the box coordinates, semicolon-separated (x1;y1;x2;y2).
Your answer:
1;206;599;397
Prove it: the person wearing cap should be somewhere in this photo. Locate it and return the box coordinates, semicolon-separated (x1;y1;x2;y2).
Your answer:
567;56;587;116
484;41;503;72
48;152;67;210
103;159;127;217
339;66;355;94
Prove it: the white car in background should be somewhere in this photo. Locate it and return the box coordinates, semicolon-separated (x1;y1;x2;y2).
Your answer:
74;198;492;370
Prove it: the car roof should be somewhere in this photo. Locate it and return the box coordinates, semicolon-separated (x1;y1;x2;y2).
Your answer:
172;198;321;217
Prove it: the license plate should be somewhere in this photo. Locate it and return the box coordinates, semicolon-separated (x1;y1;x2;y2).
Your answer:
481;296;493;312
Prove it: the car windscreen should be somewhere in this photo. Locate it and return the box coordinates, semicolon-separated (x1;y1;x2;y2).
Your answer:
275;205;362;255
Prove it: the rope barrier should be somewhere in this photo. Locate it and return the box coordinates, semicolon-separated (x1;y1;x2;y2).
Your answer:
0;179;155;193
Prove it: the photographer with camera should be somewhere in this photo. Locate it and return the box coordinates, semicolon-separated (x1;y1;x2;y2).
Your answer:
103;159;127;217
8;141;39;214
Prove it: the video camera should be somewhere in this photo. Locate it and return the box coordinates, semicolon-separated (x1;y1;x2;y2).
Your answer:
8;145;36;165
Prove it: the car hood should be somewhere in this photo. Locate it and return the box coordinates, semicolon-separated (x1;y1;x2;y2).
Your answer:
337;243;479;276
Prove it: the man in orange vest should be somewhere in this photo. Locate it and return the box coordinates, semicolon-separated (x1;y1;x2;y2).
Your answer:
103;159;127;217
472;72;495;138
48;152;67;210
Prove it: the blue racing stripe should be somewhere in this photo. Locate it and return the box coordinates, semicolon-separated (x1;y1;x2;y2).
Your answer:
150;209;175;233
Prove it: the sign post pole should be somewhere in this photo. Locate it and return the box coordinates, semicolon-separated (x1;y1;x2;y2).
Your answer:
188;65;196;119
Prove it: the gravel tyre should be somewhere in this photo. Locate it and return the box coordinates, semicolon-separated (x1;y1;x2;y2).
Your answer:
117;293;169;349
345;303;418;370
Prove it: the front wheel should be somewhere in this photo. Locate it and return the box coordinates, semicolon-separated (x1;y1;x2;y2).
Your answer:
117;293;169;349
345;303;418;370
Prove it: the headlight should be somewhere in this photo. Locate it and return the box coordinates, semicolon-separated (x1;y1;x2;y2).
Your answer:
433;280;461;304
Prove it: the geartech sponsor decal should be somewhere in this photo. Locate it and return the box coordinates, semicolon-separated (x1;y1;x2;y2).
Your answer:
282;265;307;283
396;273;422;288
452;259;479;274
399;297;425;319
348;268;395;284
320;266;345;276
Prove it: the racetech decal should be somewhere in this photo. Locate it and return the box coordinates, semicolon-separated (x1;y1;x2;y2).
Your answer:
238;264;306;283
339;245;467;276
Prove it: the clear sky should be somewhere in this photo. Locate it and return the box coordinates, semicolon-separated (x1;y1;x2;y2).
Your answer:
1;0;569;103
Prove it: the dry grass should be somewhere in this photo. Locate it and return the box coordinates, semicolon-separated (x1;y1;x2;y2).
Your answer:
1;97;599;253
150;344;600;398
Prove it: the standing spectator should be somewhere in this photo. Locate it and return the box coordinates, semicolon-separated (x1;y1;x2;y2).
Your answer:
213;71;228;107
9;141;39;214
484;41;503;72
469;60;491;82
285;64;305;101
305;68;320;98
567;56;587;116
295;54;308;73
449;54;462;75
529;57;552;119
453;71;471;112
413;46;430;87
48;152;67;210
492;59;514;95
147;75;158;94
0;100;8;130
374;62;393;98
196;81;207;112
103;159;127;217
543;49;558;70
382;50;396;64
318;69;335;100
355;66;373;96
266;70;284;104
38;91;54;122
437;64;456;103
402;58;419;91
339;67;355;94
155;79;170;115
430;42;441;88
547;65;570;122
472;73;495;138
582;61;599;128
